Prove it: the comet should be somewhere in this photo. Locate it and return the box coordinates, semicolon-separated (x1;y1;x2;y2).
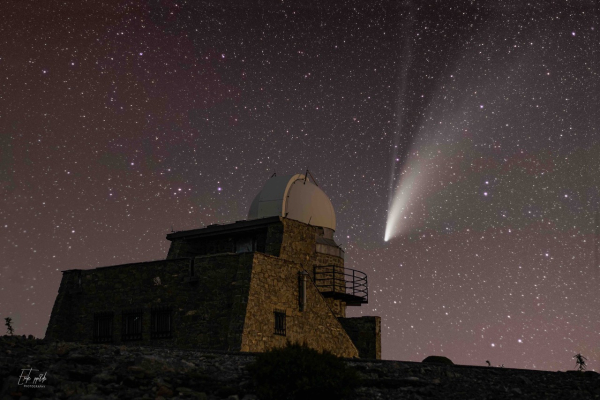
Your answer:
384;163;419;241
385;117;466;241
385;146;431;241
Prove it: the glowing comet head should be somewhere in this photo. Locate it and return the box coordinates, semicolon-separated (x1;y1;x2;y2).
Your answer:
385;166;421;241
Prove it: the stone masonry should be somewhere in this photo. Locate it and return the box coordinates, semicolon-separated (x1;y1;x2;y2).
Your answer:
241;253;358;357
46;216;379;359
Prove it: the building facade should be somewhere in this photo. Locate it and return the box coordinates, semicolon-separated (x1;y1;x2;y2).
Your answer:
46;174;381;359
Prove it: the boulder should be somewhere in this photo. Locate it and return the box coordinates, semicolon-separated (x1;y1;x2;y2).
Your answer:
422;355;454;365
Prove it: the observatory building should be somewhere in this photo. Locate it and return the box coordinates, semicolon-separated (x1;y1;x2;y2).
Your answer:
46;174;381;358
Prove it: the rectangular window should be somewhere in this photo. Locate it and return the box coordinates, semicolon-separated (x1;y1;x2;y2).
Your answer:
151;307;172;339
274;310;286;336
235;237;254;253
93;312;114;343
121;310;143;341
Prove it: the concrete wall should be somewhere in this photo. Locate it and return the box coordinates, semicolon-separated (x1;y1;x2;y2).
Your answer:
45;254;253;351
338;316;382;359
241;253;359;358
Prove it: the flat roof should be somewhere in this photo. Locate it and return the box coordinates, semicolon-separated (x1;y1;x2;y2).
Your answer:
61;257;190;273
166;216;281;241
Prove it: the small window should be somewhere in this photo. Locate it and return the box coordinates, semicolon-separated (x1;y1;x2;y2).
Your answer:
274;310;286;336
93;312;114;343
151;307;172;339
122;310;143;341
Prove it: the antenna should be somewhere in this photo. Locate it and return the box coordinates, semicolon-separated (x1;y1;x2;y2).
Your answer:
307;169;319;186
171;225;174;233
271;170;277;178
304;169;319;186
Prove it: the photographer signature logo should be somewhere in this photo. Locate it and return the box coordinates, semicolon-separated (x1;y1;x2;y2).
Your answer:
18;368;47;388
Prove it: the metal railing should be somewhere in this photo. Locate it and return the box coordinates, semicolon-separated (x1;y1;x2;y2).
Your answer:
313;265;368;304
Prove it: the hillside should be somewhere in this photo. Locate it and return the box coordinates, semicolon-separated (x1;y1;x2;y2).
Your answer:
1;336;599;399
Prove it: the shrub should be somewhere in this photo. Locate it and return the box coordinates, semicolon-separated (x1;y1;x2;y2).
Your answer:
4;317;14;336
247;342;360;400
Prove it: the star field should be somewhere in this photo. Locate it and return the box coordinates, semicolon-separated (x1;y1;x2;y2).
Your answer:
1;0;599;371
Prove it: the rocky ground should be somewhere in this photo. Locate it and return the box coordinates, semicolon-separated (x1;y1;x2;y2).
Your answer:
1;335;600;399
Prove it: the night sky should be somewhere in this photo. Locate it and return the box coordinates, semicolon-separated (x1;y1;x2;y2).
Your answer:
2;0;599;371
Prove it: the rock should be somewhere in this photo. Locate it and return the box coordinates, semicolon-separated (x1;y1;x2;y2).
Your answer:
56;344;71;356
3;336;599;400
105;383;121;391
127;365;147;379
81;395;109;400
175;387;209;399
518;375;532;385
60;381;86;397
156;385;174;398
422;355;454;365
91;372;117;384
86;383;100;394
121;388;143;398
68;365;98;382
154;379;172;389
35;385;56;397
67;353;101;365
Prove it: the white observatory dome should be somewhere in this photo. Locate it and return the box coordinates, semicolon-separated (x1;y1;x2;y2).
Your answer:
247;174;336;231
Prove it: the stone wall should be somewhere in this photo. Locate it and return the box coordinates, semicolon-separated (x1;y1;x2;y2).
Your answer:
279;218;347;310
46;216;376;359
325;298;347;318
45;254;254;351
339;316;381;359
241;253;359;358
278;218;344;279
277;218;316;273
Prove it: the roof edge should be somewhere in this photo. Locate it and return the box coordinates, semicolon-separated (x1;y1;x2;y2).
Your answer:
166;216;281;241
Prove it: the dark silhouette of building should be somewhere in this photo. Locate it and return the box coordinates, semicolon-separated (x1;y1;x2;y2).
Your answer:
46;174;381;358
